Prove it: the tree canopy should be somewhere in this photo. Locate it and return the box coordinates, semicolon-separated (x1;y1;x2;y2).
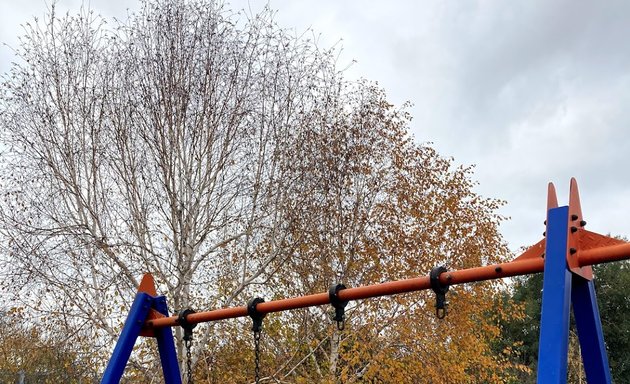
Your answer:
0;307;99;383
0;1;523;382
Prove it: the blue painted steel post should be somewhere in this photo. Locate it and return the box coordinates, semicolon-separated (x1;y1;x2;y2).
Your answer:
153;296;183;384
537;206;571;384
572;276;612;383
101;292;153;384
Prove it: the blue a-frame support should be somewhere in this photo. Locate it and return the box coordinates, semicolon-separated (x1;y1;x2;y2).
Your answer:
101;292;182;384
537;205;611;383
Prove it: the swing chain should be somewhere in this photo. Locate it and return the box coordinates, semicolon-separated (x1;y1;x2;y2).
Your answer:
254;328;261;383
177;308;197;384
247;297;266;384
329;283;349;331
185;337;193;384
429;266;450;319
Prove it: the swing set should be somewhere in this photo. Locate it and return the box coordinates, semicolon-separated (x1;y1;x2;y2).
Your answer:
101;179;630;383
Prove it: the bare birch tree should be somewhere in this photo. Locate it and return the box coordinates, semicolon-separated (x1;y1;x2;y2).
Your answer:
0;0;342;378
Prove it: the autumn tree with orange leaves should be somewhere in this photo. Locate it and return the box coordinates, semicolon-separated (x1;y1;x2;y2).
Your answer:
189;84;528;383
0;0;525;382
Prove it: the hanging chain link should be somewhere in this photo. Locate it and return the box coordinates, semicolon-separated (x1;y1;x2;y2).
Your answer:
247;297;266;384
178;309;197;384
253;329;261;384
185;337;193;384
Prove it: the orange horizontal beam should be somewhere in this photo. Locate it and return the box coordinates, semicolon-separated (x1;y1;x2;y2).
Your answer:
579;243;630;267
145;257;546;329
145;243;629;330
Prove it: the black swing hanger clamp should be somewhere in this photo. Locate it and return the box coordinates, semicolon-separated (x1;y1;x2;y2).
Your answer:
329;283;349;331
177;308;198;342
430;266;450;319
247;297;267;333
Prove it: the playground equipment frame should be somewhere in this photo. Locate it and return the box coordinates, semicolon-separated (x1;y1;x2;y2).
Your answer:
101;179;629;384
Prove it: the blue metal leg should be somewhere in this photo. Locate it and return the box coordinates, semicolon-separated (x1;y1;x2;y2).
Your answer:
153;296;183;384
572;276;612;383
101;292;153;384
537;206;572;384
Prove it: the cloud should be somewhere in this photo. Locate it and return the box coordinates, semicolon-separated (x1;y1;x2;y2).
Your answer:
2;0;628;250
354;0;630;249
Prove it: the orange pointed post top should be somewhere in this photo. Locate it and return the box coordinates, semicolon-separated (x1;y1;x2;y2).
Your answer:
516;178;628;279
547;182;558;210
566;178;593;280
138;273;158;296
137;273;168;338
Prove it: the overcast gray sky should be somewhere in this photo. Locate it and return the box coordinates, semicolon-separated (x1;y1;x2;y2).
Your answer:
1;0;628;252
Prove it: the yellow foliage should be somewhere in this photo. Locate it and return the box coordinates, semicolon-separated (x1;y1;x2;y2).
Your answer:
191;84;525;383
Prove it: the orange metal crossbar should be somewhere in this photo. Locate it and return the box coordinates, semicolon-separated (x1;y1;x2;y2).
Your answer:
579;243;630;267
145;242;630;330
146;259;543;329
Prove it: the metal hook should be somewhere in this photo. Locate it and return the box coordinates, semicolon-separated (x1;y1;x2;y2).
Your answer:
430;266;450;319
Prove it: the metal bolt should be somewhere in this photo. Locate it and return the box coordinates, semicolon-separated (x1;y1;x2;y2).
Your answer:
495;266;503;273
580;220;587;227
571;214;579;221
570;248;577;255
543;231;546;237
571;226;578;233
